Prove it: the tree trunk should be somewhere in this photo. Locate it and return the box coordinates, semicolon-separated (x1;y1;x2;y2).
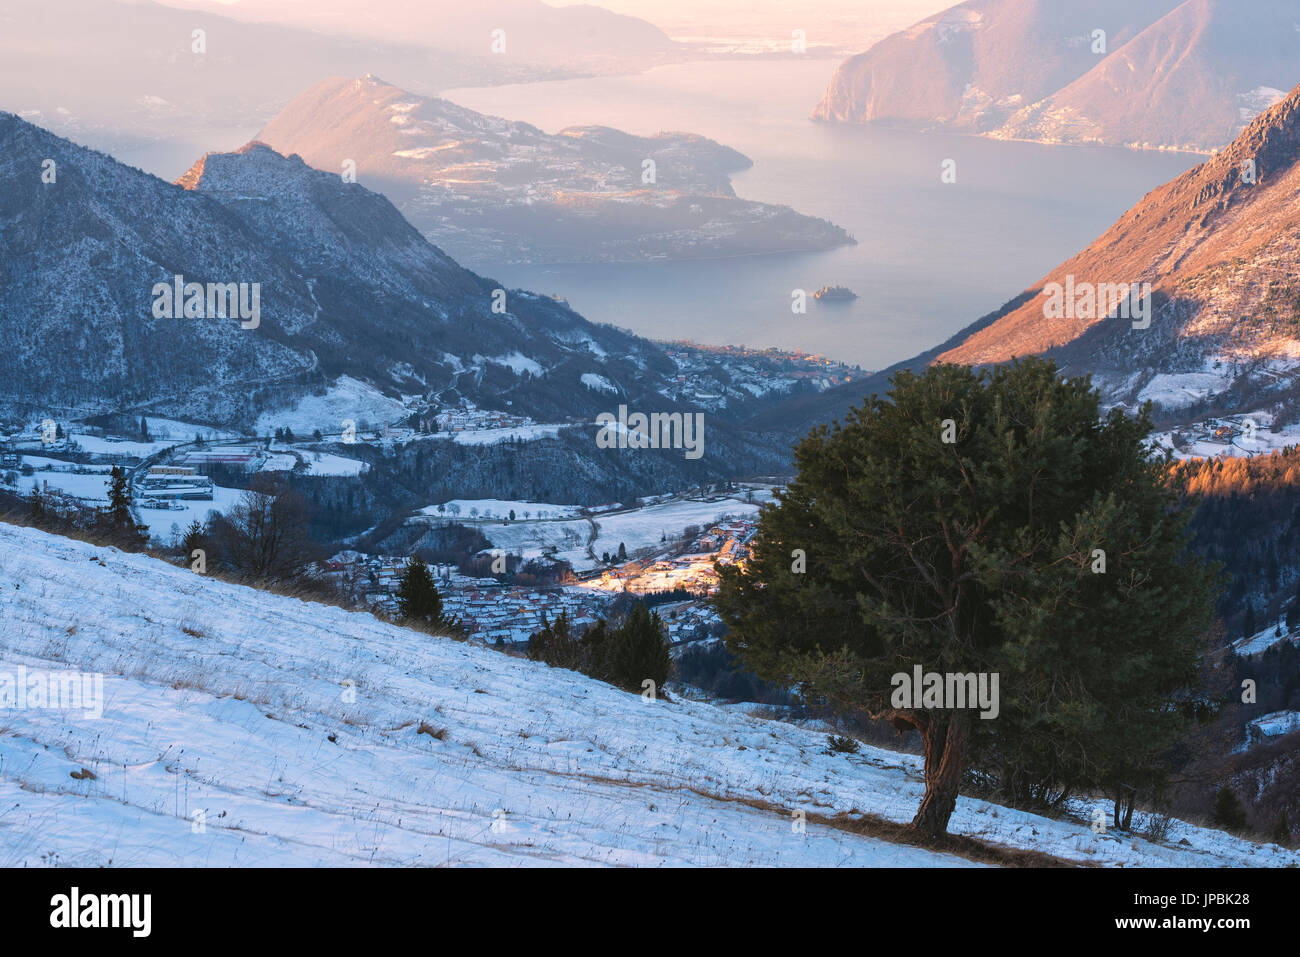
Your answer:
911;711;971;837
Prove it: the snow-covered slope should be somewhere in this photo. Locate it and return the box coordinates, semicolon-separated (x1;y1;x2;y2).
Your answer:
1;523;1293;867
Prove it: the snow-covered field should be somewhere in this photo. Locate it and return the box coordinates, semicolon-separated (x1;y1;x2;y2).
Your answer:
253;376;411;436
141;419;240;443
69;433;179;457
1;522;1293;868
426;495;764;569
1232;620;1297;656
575;498;761;568
420;500;582;520
448;425;566;446
12;467;241;538
300;451;368;477
135;487;244;540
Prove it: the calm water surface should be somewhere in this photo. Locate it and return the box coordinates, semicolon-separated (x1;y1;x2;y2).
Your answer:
446;59;1199;368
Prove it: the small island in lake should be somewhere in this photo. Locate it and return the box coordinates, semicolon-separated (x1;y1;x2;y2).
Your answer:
814;285;858;302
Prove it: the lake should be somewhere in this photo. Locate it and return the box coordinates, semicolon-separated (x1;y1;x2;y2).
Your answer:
445;58;1200;369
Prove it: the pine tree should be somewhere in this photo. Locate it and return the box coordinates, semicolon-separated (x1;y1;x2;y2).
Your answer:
606;604;671;693
617;541;627;561
103;466;147;549
181;520;206;562
715;358;1218;837
27;485;46;523
106;466;135;529
1212;786;1248;832
1273;810;1291;845
396;556;449;630
527;612;584;670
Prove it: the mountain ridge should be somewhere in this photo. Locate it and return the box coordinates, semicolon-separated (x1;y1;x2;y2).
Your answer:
0;112;686;429
752;80;1300;431
253;75;854;265
814;0;1300;153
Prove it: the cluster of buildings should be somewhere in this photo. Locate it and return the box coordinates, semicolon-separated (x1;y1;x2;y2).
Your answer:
323;514;760;647
323;551;617;644
654;599;724;644
434;407;536;433
139;466;214;506
440;584;615;644
659;342;867;408
178;446;261;470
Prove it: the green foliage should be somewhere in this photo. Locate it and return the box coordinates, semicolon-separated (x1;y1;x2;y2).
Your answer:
715;358;1219;833
1212;785;1248;832
527;612;585;671
27;485;45;521
605;603;671;692
102;466;147;549
106;466;134;529
396;555;453;632
527;604;670;694
1273;810;1291;845
180;520;206;560
826;734;861;755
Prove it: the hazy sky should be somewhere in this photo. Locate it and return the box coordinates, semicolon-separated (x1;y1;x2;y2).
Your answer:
156;0;956;54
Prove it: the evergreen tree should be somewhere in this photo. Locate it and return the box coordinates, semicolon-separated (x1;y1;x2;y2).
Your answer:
180;520;206;563
104;466;148;548
1244;603;1257;639
606;603;671;693
396;556;450;630
715;358;1218;836
1212;785;1248;832
1273;810;1291;845
617;541;627;561
27;485;46;523
106;466;134;528
527;612;583;671
139;416;150;440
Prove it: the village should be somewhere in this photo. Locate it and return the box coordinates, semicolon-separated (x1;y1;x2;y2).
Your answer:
324;515;759;647
1;411;767;652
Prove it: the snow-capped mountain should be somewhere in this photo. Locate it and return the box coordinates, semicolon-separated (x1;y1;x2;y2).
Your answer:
757;79;1300;432
0;112;687;428
813;0;1300;153
254;76;854;265
2;521;1292;867
935;80;1300;414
